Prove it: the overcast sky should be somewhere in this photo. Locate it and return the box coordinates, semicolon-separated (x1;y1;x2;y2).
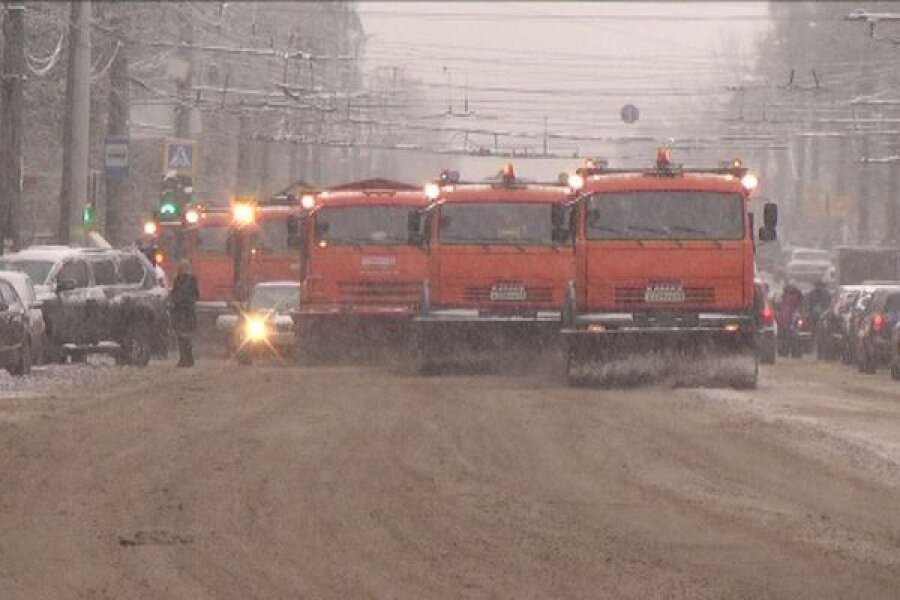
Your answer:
357;2;772;176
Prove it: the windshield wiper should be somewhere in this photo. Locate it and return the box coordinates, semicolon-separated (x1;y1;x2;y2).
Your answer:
626;224;668;235
668;225;723;248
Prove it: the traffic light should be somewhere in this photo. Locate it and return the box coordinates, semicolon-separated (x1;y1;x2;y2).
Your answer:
159;172;193;220
82;202;95;227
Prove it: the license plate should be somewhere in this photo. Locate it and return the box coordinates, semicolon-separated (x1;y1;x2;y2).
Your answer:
361;256;396;267
644;285;685;303
490;284;527;301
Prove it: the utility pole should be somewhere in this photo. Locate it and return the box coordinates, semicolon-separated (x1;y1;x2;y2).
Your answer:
0;1;25;251
174;16;194;138
543;116;548;156
858;135;871;244
887;160;899;245
236;110;252;193
58;0;91;245
791;135;806;245
104;12;129;246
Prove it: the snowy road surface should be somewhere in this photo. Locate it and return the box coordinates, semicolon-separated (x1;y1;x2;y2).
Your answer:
1;357;899;598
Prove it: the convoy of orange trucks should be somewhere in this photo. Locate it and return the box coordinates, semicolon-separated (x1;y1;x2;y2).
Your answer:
144;150;775;388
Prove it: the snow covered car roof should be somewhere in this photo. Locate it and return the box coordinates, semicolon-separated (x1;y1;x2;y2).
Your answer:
2;246;94;262
0;270;35;304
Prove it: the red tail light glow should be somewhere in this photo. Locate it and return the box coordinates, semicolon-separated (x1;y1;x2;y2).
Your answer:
762;302;774;324
873;313;885;334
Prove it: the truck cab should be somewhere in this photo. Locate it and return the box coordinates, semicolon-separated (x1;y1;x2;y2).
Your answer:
412;165;576;370
562;149;777;388
292;179;429;358
182;199;308;332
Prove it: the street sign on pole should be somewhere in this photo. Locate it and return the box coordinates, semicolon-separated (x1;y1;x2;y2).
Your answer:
163;138;197;176
104;136;129;179
621;104;640;124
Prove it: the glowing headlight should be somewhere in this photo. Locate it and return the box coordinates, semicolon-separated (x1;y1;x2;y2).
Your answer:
244;317;267;342
424;182;440;200
741;173;759;191
301;194;316;209
232;202;255;225
184;209;200;225
143;220;158;236
567;173;584;191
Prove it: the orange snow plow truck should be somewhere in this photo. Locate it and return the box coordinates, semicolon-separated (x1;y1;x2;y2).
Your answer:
561;150;778;388
291;179;429;360
410;165;576;371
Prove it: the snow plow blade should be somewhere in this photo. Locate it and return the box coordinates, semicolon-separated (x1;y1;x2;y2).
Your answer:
563;324;758;389
410;316;561;373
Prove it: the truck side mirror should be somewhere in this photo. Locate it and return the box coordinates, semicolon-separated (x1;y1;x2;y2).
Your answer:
763;202;778;229
287;217;303;249
551;204;569;243
407;211;423;245
56;279;76;294
758;226;777;242
758;202;778;242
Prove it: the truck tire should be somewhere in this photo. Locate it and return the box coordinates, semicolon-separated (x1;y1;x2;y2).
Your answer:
760;343;776;365
858;351;877;374
790;338;803;358
890;361;900;381
7;337;31;376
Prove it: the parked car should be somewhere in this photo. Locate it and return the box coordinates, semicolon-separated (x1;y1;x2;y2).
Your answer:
754;279;776;364
817;285;863;361
784;248;832;288
0;273;38;375
0;270;45;364
0;246;169;365
856;286;900;374
891;322;900;380
215;281;302;365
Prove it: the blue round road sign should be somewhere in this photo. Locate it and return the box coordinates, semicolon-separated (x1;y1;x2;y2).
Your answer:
621;104;640;124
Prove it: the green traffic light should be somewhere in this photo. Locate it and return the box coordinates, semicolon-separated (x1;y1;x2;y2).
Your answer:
82;204;95;225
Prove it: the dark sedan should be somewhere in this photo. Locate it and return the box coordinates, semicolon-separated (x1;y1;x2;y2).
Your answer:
0;276;35;375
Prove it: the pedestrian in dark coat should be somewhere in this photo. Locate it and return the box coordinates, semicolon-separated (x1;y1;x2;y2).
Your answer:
170;260;199;367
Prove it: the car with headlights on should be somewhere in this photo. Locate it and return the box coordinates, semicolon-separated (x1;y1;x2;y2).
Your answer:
215;281;302;365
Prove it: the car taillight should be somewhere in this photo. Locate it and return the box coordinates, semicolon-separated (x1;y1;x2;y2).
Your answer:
873;313;885;334
761;302;774;324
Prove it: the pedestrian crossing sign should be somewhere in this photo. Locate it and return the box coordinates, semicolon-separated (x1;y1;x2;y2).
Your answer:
163;138;197;175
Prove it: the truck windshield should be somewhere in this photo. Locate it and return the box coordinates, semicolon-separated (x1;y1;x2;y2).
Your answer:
249;286;300;311
439;202;554;245
195;226;230;255
584;191;745;241
255;219;290;253
315;206;410;245
0;259;54;284
158;228;186;260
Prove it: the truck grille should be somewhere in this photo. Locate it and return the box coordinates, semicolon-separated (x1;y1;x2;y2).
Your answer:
464;284;554;303
337;280;420;305
614;287;715;306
